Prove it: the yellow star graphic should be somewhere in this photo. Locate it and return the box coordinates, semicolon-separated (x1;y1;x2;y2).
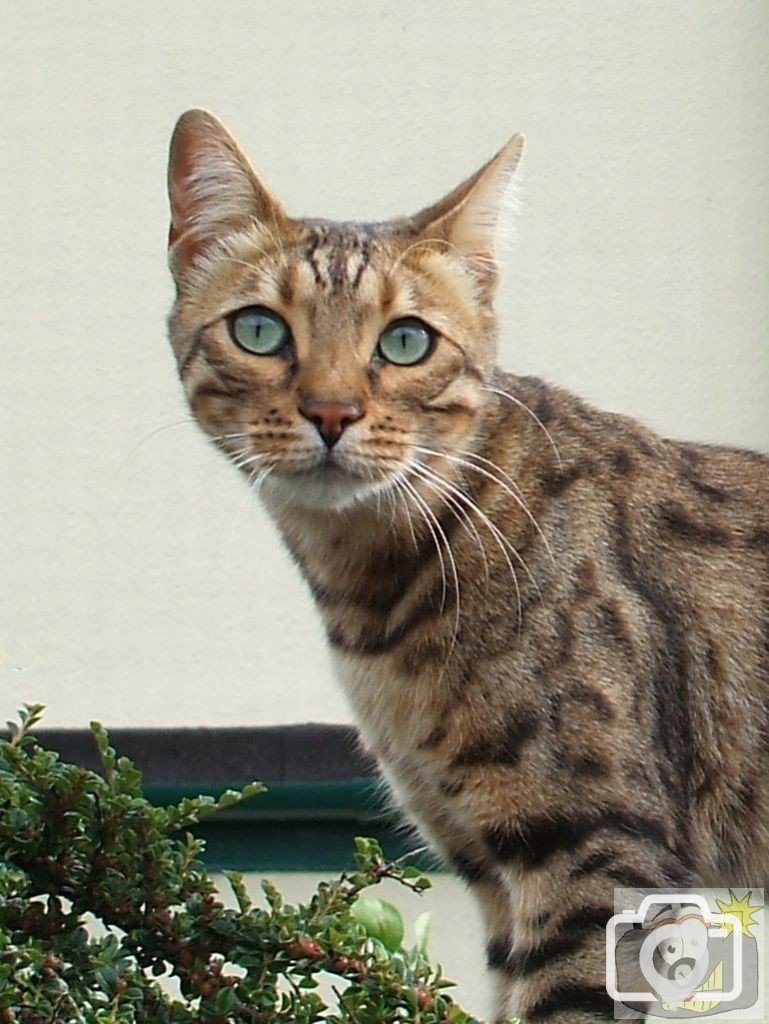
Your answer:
715;889;763;937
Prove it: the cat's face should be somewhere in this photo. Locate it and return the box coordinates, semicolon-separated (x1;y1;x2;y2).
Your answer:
167;111;522;511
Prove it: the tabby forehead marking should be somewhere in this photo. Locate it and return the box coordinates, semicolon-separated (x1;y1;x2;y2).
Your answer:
299;227;377;296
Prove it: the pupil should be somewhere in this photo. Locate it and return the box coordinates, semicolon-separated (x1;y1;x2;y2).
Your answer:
255;322;262;338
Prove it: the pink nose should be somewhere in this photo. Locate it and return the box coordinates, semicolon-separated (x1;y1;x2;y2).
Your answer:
299;399;364;448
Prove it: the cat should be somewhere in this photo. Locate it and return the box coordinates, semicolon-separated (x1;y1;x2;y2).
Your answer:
165;109;769;1023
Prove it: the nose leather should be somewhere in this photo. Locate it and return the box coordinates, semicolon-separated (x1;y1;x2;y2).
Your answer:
299;399;364;448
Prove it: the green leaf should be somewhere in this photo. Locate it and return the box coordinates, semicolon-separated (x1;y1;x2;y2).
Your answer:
414;911;431;956
223;870;252;913
214;985;238;1013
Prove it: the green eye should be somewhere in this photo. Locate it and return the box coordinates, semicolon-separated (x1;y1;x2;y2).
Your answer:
228;306;290;355
377;318;434;366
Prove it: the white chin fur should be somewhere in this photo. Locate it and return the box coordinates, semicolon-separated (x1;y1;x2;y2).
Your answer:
260;469;382;511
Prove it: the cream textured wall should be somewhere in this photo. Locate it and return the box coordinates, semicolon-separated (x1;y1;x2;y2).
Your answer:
2;1;768;729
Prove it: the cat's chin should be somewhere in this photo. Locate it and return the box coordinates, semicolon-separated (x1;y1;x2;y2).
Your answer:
260;467;385;513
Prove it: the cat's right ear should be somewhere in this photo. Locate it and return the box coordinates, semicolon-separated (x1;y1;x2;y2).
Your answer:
167;109;285;278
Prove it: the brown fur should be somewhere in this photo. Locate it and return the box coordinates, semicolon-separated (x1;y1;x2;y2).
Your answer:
166;110;769;1022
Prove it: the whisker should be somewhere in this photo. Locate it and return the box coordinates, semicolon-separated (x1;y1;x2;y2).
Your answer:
418;455;544;611
213;430;265;442
404;463;490;582
483;384;563;470
400;491;419;552
387;236;465;277
396;475;452;616
407;460;525;629
386;479;419;551
412;443;555;569
218;235;285;269
394;474;462;668
249;465;273;499
120;418;197;468
450;445;528;501
400;473;462;644
230;450;270;471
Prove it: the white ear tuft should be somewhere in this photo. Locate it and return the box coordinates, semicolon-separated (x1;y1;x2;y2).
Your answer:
167;109;284;276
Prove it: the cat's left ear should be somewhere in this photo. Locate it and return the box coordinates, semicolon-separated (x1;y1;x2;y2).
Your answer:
167;109;285;279
412;134;524;284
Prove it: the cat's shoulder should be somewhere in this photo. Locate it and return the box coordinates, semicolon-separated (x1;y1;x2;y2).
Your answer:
491;370;769;513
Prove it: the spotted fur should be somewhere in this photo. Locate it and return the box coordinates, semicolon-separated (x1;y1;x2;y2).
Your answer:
166;110;769;1023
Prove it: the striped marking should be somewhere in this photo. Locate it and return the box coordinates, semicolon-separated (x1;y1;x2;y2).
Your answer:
658;503;732;545
179;331;204;379
611;497;695;800
450;851;497;884
527;981;616;1020
451;706;539;768
483;808;677;868
326;579;456;655
502;929;599;980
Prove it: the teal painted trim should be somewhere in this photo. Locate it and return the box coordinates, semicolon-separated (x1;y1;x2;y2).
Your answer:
145;779;443;873
146;779;384;822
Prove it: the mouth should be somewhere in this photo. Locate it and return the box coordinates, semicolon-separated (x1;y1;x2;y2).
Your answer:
289;450;357;479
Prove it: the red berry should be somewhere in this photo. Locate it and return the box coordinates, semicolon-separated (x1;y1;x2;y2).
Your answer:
415;986;433;1009
288;938;324;959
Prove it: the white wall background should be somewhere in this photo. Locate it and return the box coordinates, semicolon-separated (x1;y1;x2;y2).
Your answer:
1;1;768;730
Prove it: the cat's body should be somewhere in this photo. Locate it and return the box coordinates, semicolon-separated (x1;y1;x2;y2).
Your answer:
166;110;769;1023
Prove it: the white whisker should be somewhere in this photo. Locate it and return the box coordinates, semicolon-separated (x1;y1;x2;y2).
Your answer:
119;418;197;469
396;476;451;615
405;463;490;582
451;445;528;501
483;384;563;470
412;443;555;570
230;449;270;472
213;430;263;442
387;236;465;277
407;460;525;629
387;478;419;551
394;473;462;668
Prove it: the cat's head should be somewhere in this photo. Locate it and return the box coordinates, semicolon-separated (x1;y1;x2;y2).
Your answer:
167;110;522;511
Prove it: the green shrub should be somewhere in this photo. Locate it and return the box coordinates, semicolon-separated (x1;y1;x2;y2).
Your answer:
0;705;514;1024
